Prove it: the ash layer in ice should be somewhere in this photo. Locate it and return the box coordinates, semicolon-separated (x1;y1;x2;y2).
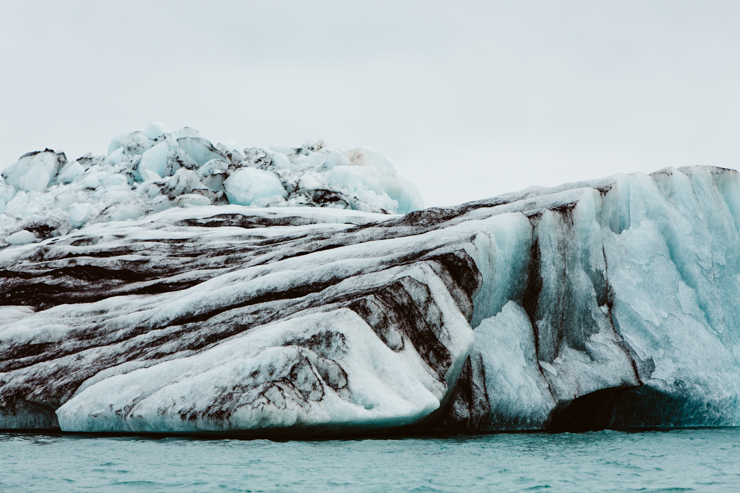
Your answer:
1;131;739;435
0;123;423;245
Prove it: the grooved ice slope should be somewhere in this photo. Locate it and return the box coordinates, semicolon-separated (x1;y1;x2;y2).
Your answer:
1;162;740;434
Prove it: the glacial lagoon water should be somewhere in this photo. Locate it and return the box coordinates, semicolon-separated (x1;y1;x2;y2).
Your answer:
1;429;739;492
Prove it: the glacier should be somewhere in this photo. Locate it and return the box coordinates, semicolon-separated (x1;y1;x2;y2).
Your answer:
1;129;740;435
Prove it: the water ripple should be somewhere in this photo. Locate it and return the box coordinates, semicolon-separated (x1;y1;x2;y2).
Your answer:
0;429;738;492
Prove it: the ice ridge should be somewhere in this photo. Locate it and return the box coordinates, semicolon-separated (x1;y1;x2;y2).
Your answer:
0;123;423;245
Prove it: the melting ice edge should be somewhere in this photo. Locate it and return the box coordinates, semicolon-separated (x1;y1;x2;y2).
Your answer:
1;126;740;435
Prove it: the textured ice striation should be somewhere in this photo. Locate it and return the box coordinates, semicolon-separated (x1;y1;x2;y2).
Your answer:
1;160;740;435
0;124;423;244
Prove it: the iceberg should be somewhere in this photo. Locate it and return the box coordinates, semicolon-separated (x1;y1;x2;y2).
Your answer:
1;128;740;435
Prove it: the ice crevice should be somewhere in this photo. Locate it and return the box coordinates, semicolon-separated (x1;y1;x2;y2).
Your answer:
1;128;740;435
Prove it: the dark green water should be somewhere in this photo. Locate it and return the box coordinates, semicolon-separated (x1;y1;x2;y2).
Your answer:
1;429;738;492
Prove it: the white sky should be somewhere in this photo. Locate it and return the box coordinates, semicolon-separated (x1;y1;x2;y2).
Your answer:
1;0;739;207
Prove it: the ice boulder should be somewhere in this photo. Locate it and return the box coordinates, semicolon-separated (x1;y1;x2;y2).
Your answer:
69;202;95;228
177;136;227;167
137;141;170;180
121;131;157;156
2;150;66;192
174;194;211;207
106;203;145;222
321;149;352;170
325;165;423;214
4;230;35;245
223;168;288;206
56;160;85;185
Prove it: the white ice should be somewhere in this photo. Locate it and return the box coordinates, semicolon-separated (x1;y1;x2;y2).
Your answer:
0;124;424;244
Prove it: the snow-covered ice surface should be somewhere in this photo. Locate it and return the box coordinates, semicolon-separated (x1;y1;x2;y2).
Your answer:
1;133;740;436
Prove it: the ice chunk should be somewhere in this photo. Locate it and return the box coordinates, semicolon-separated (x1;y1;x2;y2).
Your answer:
3;191;30;219
5;230;36;245
105;173;129;189
162;169;203;198
221;140;241;153
141;170;162;182
0;181;16;204
174;194;211;207
302;138;325;152
106;203;144;222
137;141;170;180
290;150;325;168
297;172;325;191
69;202;94;228
105;146;125;166
108;132;129;154
77;170;107;189
142;122;167;140
268;151;293;171
322;149;351;170
177;136;227;167
2;150;66;192
196;159;229;192
243;147;272;168
56;160;85;185
54;191;78;211
123;132;156;156
325;165;423;214
0;213;16;231
223;168;288;206
197;159;229;177
20;166;53;192
217;141;244;163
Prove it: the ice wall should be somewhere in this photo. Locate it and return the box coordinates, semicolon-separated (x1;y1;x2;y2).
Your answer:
443;167;740;431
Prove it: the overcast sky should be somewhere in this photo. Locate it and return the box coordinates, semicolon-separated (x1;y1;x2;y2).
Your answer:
1;1;739;207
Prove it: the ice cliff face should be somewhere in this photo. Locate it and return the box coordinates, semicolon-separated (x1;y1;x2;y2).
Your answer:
1;148;739;434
